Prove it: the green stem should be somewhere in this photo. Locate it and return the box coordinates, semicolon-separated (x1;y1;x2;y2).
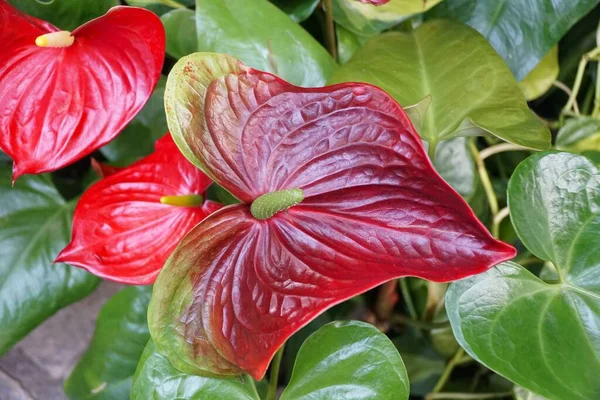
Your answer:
399;278;419;320
491;206;510;240
391;314;450;330
428;140;437;161
431;348;466;394
479;143;530;161
469;140;498;225
562;47;600;116
322;0;337;61
425;392;512;400
266;345;285;400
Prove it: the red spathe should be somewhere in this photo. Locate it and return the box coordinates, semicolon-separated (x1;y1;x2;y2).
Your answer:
56;135;220;285
0;2;165;180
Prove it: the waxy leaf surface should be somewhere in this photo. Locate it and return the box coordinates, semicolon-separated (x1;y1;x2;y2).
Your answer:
195;0;336;87
0;167;99;355
428;0;599;80
0;3;165;179
269;0;320;23
132;340;260;400
150;53;515;380
65;286;152;400
333;0;443;36
56;135;220;284
519;47;559;101
556;116;600;155
329;20;550;150
281;321;409;400
447;152;600;399
8;0;118;31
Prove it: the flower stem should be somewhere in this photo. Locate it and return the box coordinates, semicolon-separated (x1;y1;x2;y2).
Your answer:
491;206;510;239
479;143;531;161
562;47;600;116
399;278;419;320
430;347;465;394
469;140;498;223
322;0;337;61
266;345;285;400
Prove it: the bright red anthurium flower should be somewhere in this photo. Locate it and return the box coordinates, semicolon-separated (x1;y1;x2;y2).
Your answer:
148;53;517;380
0;1;165;181
55;135;221;285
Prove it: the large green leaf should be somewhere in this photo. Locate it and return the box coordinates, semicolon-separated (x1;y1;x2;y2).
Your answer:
329;20;550;151
64;286;152;400
0;168;99;355
556;117;600;154
194;0;336;87
131;340;260;400
162;9;197;59
280;321;410;400
9;0;118;31
270;0;319;22
333;0;444;37
100;77;168;162
519;47;559;101
447;152;600;399
428;0;599;80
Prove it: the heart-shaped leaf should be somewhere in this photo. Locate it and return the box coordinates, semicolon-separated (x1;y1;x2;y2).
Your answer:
194;0;336;87
556;116;600;154
447;152;600;399
328;20;550;151
65;286;152;400
8;0;118;31
428;0;599;80
269;0;320;23
162;9;197;59
0;167;99;355
519;47;559;101
281;321;410;400
149;52;515;380
56;135;220;284
132;340;260;400
333;0;443;36
0;3;165;179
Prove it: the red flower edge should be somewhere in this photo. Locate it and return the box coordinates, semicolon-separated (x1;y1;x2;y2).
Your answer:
0;2;165;180
148;53;516;380
56;135;220;285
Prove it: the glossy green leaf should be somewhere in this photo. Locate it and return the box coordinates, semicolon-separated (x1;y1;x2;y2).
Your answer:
65;286;152;400
280;321;410;400
514;386;549;400
0;168;99;355
447;152;600;399
329;20;550;150
131;340;260;400
270;0;319;22
162;9;197;59
333;0;443;37
556;116;600;154
428;0;599;80
434;138;478;202
9;0;118;31
100;77;168;162
336;25;367;64
195;0;336;87
519;46;559;101
125;0;195;16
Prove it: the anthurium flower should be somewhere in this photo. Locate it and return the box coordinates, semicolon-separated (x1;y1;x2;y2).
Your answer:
148;53;516;380
56;135;221;285
0;1;165;180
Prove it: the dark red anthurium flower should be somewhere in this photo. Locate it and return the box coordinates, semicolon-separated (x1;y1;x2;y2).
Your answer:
148;53;516;380
55;135;221;285
0;1;165;181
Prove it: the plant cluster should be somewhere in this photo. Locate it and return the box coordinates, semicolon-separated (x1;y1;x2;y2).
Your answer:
0;0;599;399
